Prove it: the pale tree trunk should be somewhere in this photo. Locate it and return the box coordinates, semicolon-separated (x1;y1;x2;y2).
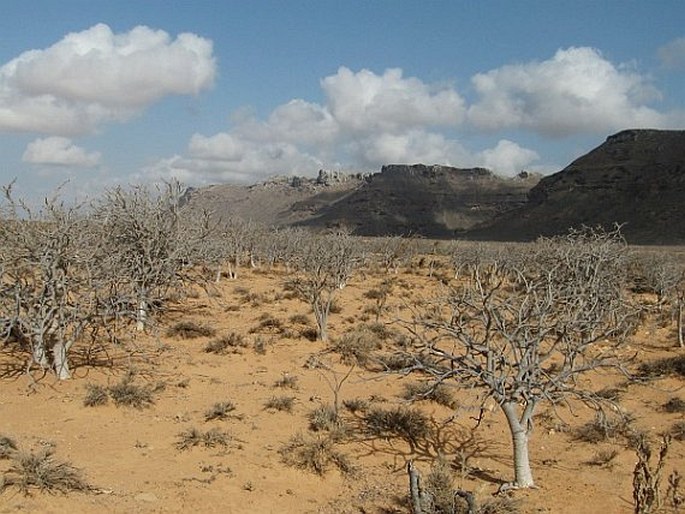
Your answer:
501;401;536;488
678;298;683;348
136;299;147;332
32;338;50;368
312;294;331;342
52;340;71;380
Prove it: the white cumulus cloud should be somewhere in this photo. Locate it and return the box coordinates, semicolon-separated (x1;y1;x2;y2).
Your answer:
0;23;216;135
22;136;101;167
468;47;666;135
477;140;539;176
322;67;465;133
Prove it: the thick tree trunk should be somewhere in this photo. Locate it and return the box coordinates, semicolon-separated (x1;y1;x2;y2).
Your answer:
32;339;49;368
136;299;147;332
501;401;535;488
52;340;71;380
678;300;683;348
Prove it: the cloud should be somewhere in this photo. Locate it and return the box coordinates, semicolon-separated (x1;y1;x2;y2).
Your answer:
22;136;101;167
144;48;677;185
658;37;685;70
468;47;666;135
0;23;216;135
477;140;539;176
321;67;465;133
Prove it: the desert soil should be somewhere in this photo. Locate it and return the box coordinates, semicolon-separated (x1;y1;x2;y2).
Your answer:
1;260;683;513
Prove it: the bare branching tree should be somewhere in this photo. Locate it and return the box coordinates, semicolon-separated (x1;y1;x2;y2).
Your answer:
0;185;100;379
92;181;209;332
287;230;361;342
402;227;637;489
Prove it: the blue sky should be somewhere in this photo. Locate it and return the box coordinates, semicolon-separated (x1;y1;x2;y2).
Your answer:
1;1;684;199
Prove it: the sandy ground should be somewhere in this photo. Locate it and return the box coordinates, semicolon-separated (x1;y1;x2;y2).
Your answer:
0;263;683;513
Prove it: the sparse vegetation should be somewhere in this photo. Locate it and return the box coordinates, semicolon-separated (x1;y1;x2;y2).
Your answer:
0;435;18;459
574;413;636;443
204;333;247;354
175;427;230;451
363;406;431;444
402;381;457;409
1;446;91;495
166;321;216;339
273;374;298;389
83;384;109;407
204;401;237;421
638;355;685;379
663;397;685;413
279;432;353;476
263;396;295;413
108;374;156;409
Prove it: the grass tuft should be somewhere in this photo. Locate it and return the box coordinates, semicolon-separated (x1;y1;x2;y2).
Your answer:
1;447;91;495
264;396;295;413
166;321;216;339
279;433;353;476
204;333;248;355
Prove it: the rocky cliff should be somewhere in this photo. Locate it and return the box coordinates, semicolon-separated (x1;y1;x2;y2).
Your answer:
297;164;540;236
467;129;685;243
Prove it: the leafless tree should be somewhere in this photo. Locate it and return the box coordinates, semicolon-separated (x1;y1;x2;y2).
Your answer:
402;227;637;489
287;230;361;342
0;185;101;379
630;252;685;347
92;181;209;332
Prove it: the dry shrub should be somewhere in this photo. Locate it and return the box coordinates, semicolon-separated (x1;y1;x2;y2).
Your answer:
574;413;636;443
663;397;685;413
273;374;298;389
249;314;284;334
364;406;431;444
668;421;685;441
175;427;230;451
585;448;620;468
204;401;237;421
424;458;456;513
0;435;18;459
289;314;311;325
83;384;109;407
331;326;383;366
108;375;155;409
264;396;295;413
633;436;671;514
343;398;369;414
1;447;91;495
402;382;457;409
638;355;685;379
308;404;345;434
204;333;247;355
166;321;216;339
279;432;353;476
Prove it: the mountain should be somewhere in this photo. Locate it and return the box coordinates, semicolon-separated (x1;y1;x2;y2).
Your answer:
467;129;685;244
182;171;365;226
296;164;540;237
184;129;685;244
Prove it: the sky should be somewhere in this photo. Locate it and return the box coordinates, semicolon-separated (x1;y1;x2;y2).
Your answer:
1;0;685;200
